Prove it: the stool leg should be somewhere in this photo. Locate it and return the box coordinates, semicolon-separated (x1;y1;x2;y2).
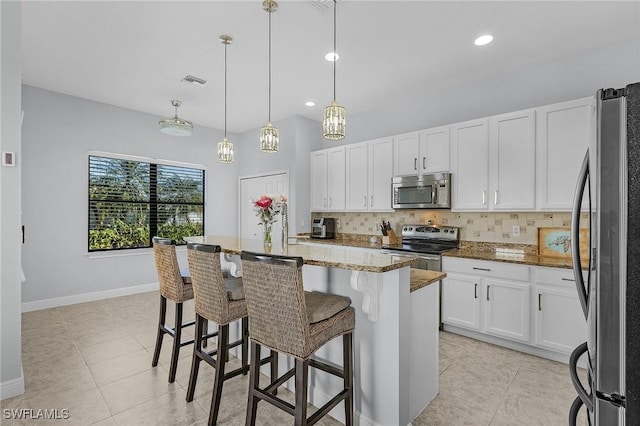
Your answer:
186;314;204;402
343;332;354;426
152;295;167;367
270;350;279;395
294;359;309;426
208;324;228;426
168;302;183;383
203;319;209;349
241;317;249;375
245;341;261;426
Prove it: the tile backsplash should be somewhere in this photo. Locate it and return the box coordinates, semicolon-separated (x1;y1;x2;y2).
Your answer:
313;210;590;246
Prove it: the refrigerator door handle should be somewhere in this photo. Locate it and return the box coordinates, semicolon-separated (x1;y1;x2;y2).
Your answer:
571;150;590;319
568;396;585;426
570;342;593;412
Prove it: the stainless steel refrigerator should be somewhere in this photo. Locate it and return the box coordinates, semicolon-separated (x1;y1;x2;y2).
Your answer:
569;82;640;425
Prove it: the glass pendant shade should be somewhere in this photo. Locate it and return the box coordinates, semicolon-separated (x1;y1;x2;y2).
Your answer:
159;100;193;137
260;122;279;153
323;100;346;140
217;137;234;163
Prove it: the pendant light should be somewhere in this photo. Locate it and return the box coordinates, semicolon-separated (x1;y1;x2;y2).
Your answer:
323;0;346;140
260;0;279;153
217;35;234;164
159;100;193;136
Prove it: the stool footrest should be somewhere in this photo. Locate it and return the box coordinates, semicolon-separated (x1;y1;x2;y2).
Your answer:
263;367;295;395
307;389;350;426
309;358;344;379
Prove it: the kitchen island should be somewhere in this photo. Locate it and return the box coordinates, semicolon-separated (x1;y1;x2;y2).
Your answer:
185;235;443;426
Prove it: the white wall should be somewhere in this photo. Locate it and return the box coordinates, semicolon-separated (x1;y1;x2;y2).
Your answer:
20;86;240;305
1;0;25;400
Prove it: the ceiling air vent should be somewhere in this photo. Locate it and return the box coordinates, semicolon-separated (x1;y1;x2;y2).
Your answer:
181;75;208;87
307;0;332;11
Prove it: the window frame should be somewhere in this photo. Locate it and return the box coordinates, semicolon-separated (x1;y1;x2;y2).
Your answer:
88;151;206;252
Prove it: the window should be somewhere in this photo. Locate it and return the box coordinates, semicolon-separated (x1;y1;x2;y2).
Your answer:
89;155;205;251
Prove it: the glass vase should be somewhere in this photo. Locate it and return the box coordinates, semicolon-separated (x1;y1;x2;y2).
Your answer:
263;222;272;252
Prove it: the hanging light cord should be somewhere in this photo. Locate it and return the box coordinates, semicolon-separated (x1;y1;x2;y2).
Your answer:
224;39;228;138
333;0;337;101
268;5;272;123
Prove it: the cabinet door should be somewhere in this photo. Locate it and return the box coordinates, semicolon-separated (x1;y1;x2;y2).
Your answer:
451;119;489;210
484;279;531;343
489;110;536;210
536;97;594;210
420;126;450;173
534;285;587;354
327;147;346;211
368;137;394;211
393;132;420;176
345;142;369;211
441;273;481;331
310;150;328;211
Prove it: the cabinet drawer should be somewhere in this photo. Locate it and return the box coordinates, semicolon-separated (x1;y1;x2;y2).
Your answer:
535;266;587;287
443;257;530;282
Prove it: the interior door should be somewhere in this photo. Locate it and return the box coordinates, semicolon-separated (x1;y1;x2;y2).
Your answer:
239;172;289;241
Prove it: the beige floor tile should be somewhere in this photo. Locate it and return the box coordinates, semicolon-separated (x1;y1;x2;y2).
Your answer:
21;342;86;377
490;384;575;426
88;348;154;386
22;362;97;396
414;387;495;426
112;387;207;426
89;417;118;425
21;308;64;331
80;335;145;365
99;368;179;415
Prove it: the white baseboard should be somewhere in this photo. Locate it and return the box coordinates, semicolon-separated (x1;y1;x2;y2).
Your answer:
21;282;159;312
0;369;24;401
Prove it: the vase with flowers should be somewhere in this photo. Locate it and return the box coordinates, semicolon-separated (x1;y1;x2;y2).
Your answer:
252;194;287;251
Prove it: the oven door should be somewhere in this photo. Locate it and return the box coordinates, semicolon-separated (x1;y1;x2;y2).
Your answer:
381;249;441;271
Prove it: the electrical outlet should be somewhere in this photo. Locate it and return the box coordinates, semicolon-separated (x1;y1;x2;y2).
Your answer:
336;219;341;229
512;225;520;236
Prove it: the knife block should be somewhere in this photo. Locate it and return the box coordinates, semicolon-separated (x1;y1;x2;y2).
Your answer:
382;230;398;245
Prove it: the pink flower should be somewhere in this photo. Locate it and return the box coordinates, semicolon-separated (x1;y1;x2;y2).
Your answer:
255;195;272;209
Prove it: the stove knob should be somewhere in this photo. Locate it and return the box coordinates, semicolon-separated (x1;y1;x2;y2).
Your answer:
409;227;413;231
443;229;449;233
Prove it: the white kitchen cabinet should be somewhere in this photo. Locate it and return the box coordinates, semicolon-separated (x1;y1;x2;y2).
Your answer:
533;267;587;354
393;128;450;176
310;147;345;212
489;110;536;210
345;137;394;212
451;118;489;210
536;96;595;210
441;273;481;331
442;257;531;344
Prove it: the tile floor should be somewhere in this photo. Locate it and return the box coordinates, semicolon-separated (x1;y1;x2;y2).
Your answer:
2;291;586;425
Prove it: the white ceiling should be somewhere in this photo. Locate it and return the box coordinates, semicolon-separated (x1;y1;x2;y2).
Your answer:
21;1;640;134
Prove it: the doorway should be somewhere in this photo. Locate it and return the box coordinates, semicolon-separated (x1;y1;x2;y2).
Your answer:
238;171;289;241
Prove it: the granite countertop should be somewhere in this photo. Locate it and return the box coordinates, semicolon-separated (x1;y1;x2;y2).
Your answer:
184;235;415;273
442;243;581;270
410;269;446;292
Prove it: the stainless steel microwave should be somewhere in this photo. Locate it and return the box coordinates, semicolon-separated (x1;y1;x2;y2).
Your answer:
392;173;451;209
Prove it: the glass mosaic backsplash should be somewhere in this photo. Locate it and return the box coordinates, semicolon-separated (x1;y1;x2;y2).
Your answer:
312;210;590;245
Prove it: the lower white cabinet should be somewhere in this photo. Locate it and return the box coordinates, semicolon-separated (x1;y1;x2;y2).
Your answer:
442;257;587;361
442;258;530;344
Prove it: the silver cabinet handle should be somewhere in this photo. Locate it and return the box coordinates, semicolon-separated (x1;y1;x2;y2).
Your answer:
486;285;490;301
482;190;486;206
370;195;373;207
538;293;542;311
494;190;498;205
474;283;478;299
414;158;418;170
473;267;491;271
363;195;367;207
562;278;575;282
422;156;426;170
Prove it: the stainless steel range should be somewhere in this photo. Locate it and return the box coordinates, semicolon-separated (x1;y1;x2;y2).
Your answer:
381;223;459;271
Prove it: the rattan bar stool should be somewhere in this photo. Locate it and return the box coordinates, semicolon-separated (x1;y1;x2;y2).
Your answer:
186;243;278;426
152;237;211;383
240;251;355;426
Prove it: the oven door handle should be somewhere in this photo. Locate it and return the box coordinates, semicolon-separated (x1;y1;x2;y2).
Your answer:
380;250;441;262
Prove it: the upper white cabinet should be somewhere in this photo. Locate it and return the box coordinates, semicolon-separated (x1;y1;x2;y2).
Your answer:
346;137;394;211
451;119;490;210
489;110;536;210
536;97;595;210
393;128;450;176
452;110;536;211
310;147;345;212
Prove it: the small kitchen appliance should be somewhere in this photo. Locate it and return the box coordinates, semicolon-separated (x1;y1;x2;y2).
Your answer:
392;173;451;209
569;82;640;425
311;217;336;239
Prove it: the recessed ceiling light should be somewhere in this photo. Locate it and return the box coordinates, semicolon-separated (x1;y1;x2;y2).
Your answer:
474;34;493;46
325;51;339;62
305;101;316;107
